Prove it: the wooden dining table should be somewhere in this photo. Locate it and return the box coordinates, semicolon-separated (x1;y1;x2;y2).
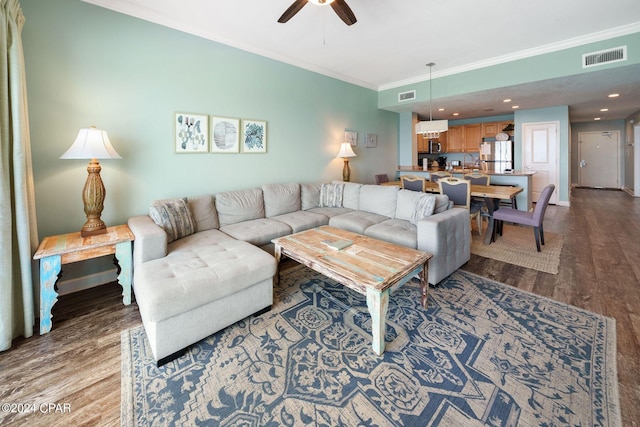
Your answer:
382;180;523;245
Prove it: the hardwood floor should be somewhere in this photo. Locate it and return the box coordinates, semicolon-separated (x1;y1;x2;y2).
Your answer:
0;187;638;426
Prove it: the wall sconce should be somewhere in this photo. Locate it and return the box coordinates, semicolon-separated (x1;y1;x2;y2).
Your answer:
60;126;121;237
336;142;356;182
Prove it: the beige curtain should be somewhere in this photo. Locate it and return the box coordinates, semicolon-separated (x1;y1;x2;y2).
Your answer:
1;0;38;351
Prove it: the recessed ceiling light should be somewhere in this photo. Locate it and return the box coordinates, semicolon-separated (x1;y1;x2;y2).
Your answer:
503;99;511;103
594;117;601;121
608;93;620;98
512;105;519;109
438;108;445;111
452;112;459;116
600;108;609;112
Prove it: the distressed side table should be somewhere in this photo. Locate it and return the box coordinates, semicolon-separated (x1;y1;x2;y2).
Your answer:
33;224;134;334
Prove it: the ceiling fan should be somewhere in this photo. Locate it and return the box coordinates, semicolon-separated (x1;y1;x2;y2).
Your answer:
278;0;357;26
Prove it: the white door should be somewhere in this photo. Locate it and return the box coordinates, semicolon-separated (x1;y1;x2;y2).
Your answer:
523;121;558;204
578;131;619;189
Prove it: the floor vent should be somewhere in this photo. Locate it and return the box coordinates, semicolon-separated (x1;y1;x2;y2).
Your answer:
398;90;416;102
582;46;627;68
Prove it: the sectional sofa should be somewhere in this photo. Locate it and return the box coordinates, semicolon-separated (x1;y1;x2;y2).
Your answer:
128;181;471;364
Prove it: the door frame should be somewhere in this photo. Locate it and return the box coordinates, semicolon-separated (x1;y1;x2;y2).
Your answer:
522;121;559;205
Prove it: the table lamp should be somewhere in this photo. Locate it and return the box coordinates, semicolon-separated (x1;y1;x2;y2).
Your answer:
60;126;121;237
336;142;356;182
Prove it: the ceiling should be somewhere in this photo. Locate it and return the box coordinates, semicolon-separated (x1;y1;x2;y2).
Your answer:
82;0;640;123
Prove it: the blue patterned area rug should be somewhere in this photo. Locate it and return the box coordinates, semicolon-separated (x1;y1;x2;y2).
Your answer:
121;266;620;426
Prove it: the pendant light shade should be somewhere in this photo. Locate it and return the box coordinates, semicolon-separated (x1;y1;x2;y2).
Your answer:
416;62;448;138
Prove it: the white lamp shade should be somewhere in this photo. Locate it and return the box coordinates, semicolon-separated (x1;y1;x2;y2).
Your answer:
60;127;122;159
416;120;449;134
336;142;356;158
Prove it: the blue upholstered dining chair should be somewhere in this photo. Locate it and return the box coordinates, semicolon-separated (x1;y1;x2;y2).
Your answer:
438;177;483;235
375;174;389;185
430;171;451;182
463;171;490;186
493;184;555;252
400;175;427;192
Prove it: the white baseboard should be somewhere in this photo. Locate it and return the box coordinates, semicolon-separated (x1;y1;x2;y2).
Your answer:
57;268;118;295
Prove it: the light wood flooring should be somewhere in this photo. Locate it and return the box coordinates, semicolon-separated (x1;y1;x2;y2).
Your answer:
0;187;638;426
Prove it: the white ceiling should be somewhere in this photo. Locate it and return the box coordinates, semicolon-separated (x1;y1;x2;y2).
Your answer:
82;0;640;122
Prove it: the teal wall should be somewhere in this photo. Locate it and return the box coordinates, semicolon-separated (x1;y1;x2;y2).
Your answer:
21;0;399;240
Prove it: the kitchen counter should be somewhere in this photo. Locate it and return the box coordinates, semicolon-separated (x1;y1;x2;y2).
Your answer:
397;166;535;176
395;166;535;211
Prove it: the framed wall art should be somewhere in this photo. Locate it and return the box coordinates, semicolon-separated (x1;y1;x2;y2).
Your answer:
365;133;378;148
241;119;267;153
175;112;208;153
210;116;240;153
345;130;358;147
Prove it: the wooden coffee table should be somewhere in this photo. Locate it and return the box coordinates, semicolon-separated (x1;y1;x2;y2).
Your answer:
272;226;432;355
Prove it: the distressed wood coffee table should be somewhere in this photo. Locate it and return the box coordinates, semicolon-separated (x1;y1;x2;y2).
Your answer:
272;225;432;355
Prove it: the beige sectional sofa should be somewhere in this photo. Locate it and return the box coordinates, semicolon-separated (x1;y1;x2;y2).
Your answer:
128;181;471;364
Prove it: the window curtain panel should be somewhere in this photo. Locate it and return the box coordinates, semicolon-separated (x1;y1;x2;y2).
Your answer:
1;0;38;351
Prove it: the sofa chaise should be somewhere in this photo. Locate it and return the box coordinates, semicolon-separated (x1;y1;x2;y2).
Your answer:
128;182;471;364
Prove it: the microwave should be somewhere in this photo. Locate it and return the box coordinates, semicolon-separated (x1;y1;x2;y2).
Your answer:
429;140;442;153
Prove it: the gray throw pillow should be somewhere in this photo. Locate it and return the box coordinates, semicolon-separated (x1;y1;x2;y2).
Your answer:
319;183;344;208
149;198;196;243
411;194;436;225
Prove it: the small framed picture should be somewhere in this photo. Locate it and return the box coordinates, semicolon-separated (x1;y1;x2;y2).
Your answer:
210;116;240;153
345;130;358;147
175;113;208;153
365;133;378;148
242;119;267;153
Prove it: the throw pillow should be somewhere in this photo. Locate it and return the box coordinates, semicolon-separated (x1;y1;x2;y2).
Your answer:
411;194;437;225
149;198;196;243
319;183;344;208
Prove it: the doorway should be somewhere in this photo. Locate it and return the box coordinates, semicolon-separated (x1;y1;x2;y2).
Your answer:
578;131;619;189
523;121;559;204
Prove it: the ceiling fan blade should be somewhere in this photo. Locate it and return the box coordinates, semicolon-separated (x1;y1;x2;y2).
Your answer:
330;0;357;26
278;0;308;23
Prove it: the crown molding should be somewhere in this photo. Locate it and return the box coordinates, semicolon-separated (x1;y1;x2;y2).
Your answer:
378;22;640;92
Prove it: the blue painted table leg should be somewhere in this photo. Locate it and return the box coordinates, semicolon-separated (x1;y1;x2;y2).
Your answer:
366;288;390;355
40;255;61;334
115;241;132;305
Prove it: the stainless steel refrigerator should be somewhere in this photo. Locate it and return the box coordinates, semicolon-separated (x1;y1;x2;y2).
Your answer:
480;137;514;173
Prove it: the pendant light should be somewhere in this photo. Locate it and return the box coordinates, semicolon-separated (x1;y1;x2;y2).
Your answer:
416;62;448;138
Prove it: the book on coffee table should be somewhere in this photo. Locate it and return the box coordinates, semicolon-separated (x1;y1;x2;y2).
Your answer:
322;239;353;250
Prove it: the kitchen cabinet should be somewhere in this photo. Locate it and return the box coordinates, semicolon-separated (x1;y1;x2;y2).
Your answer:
445;126;463;152
464;123;482;152
445;124;480;152
483;121;513;138
482;122;500;138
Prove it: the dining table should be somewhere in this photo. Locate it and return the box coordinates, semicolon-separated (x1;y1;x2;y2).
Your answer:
382;180;523;245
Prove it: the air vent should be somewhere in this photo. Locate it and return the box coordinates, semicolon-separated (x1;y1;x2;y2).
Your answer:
582;46;627;68
398;90;416;102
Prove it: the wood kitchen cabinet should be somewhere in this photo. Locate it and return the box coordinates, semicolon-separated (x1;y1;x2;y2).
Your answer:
482;121;513;138
445;126;463;152
482;122;500;138
463;123;482;152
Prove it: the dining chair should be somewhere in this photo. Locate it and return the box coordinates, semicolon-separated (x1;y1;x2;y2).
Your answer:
493;184;555;252
430;171;451;182
438;177;482;235
463;171;490;186
375;174;389;185
400;175;427;192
